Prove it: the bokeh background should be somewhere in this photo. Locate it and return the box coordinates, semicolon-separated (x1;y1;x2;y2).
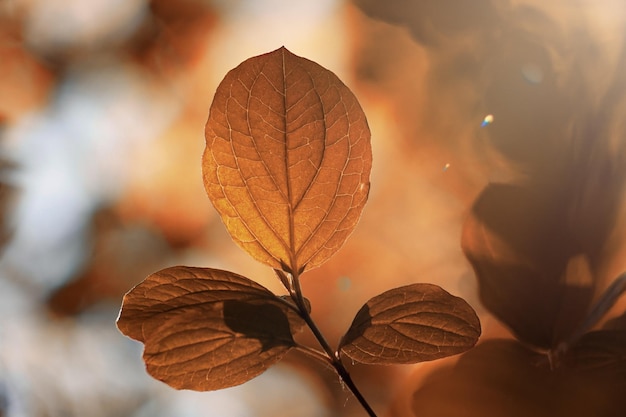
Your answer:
1;0;626;416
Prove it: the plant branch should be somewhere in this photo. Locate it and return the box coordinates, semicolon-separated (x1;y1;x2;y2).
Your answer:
289;270;379;417
274;268;292;292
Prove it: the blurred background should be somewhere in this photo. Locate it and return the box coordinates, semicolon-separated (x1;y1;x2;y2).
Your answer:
1;0;626;416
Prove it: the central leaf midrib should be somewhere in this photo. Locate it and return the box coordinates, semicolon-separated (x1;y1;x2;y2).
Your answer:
281;48;298;273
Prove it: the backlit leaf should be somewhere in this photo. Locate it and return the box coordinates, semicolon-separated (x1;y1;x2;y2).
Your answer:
203;47;372;273
339;283;480;365
117;266;305;390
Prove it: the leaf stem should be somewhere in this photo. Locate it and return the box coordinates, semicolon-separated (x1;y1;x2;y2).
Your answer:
289;270;379;417
294;344;334;367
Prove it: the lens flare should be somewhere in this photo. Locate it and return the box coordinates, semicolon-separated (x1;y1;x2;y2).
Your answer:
481;114;494;127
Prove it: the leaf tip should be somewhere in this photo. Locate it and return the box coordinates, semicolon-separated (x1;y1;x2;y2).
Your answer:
275;45;290;56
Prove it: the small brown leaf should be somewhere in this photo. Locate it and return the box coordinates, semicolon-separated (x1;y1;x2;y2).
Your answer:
564;330;626;377
339;284;480;365
117;266;305;390
203;46;372;273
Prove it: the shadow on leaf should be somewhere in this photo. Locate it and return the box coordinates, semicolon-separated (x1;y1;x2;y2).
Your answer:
223;299;295;350
117;266;304;391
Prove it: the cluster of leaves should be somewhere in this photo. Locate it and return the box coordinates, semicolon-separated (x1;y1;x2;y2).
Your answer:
404;182;626;416
349;1;626;415
117;47;481;416
439;148;626;416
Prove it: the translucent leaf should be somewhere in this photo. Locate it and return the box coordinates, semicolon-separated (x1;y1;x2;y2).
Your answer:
339;283;480;365
117;266;305;390
203;46;372;273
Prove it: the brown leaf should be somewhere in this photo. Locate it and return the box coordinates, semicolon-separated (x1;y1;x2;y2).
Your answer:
408;340;553;417
117;266;305;390
339;284;480;365
461;183;594;349
404;339;624;417
203;46;372;273
564;330;626;378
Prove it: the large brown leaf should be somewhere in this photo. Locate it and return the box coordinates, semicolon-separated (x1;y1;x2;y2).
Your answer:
403;339;625;417
565;330;626;377
203;47;372;273
339;283;480;365
461;183;594;349
117;266;305;390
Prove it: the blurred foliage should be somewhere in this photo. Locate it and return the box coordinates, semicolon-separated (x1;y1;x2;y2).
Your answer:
0;0;625;416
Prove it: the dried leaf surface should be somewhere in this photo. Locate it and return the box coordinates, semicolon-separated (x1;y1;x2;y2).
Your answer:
339;283;480;365
117;266;305;390
203;46;372;273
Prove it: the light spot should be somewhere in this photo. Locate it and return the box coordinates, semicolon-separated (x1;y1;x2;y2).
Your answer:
338;276;351;291
521;63;543;84
481;114;494;127
442;163;450;172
